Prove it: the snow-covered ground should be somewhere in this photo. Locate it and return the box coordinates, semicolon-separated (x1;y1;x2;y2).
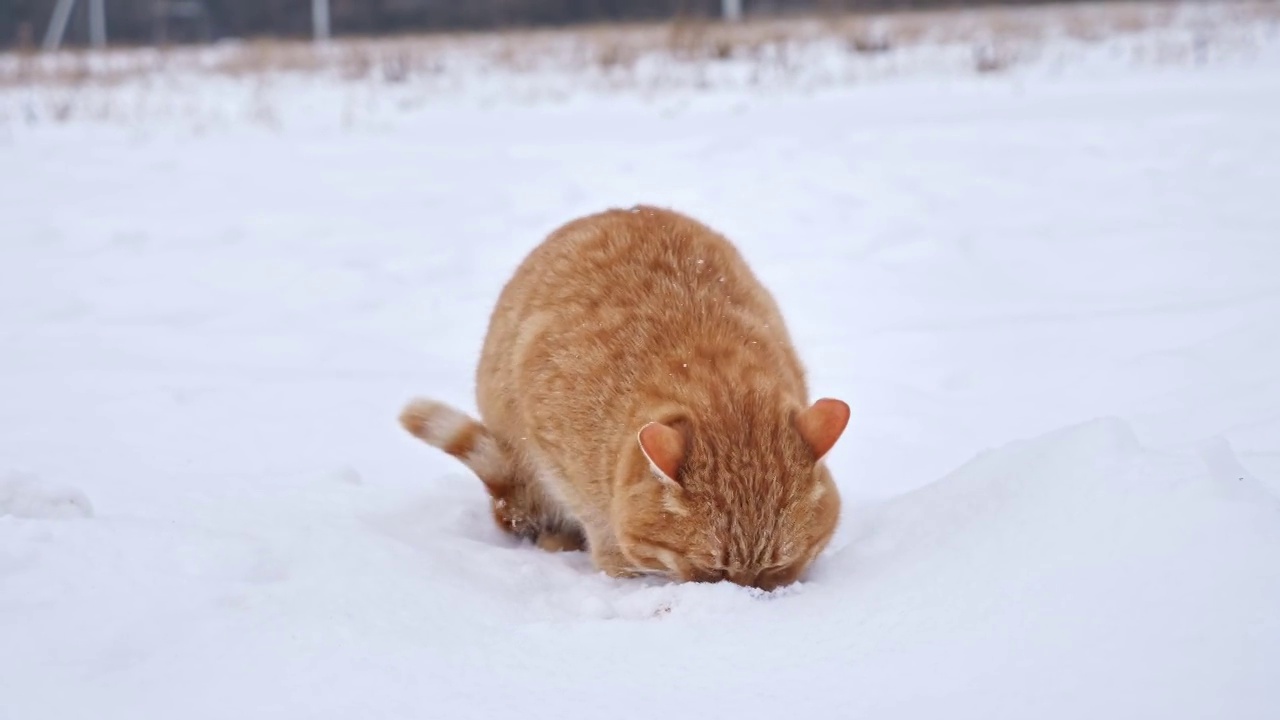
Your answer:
3;9;1280;719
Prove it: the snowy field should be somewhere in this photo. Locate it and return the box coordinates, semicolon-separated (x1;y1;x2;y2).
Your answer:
3;4;1280;718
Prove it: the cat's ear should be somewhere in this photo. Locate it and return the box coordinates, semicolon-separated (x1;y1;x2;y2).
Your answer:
795;398;850;462
638;421;686;486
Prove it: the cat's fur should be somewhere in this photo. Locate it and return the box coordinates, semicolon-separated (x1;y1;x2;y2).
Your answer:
400;205;849;590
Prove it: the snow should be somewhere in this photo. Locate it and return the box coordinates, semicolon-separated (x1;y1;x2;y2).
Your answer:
0;472;94;519
3;15;1280;719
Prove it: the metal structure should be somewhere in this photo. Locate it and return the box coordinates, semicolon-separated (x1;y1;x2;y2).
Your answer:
37;0;736;51
41;0;330;51
43;0;107;51
313;0;331;41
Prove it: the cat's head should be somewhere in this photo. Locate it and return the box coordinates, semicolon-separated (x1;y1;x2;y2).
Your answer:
612;396;849;591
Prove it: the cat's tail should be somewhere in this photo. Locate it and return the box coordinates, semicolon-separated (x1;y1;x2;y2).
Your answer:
398;398;510;492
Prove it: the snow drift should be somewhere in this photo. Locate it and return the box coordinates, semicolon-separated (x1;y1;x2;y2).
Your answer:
3;418;1278;719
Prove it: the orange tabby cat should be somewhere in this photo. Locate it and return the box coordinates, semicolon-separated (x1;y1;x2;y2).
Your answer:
400;205;849;590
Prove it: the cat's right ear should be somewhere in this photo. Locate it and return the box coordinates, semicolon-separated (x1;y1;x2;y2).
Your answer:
638;422;686;487
795;397;851;462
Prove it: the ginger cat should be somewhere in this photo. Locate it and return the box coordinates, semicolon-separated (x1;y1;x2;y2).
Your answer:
400;205;849;591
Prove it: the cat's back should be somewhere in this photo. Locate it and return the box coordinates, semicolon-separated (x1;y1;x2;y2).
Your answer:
479;205;803;402
496;205;780;327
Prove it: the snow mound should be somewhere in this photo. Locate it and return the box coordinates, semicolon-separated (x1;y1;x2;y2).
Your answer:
2;421;1278;718
370;417;1280;630
0;471;94;520
823;419;1280;658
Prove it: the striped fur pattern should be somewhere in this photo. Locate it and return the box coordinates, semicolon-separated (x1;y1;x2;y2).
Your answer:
399;399;585;551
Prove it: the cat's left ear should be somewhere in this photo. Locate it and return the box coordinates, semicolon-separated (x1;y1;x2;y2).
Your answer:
638;422;686;487
795;398;850;462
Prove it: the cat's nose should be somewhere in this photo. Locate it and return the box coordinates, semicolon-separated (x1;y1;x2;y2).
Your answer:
724;568;785;592
725;568;763;589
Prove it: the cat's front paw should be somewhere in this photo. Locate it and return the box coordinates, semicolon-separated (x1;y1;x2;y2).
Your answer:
535;529;587;553
592;546;644;579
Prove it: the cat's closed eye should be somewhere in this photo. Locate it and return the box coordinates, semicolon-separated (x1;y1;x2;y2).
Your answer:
627;543;686;575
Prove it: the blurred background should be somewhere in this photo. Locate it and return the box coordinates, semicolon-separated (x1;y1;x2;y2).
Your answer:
7;0;1119;50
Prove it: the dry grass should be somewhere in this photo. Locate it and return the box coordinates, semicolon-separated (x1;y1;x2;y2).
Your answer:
1;0;1275;126
3;0;1276;90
